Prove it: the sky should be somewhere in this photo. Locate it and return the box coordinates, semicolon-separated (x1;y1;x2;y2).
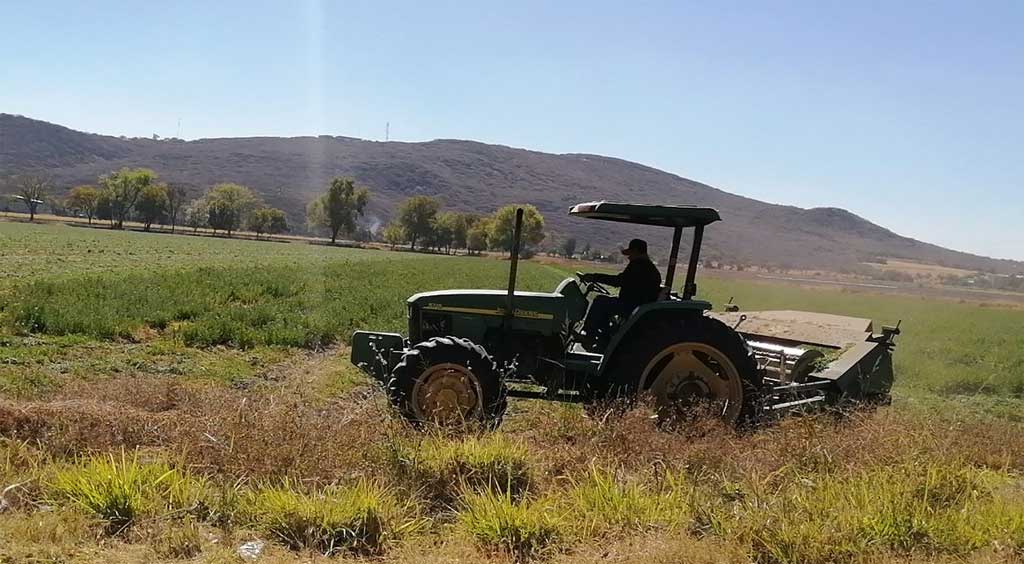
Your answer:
2;0;1022;260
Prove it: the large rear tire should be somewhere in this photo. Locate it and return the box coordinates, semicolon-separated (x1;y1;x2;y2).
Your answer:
601;316;763;427
387;337;507;428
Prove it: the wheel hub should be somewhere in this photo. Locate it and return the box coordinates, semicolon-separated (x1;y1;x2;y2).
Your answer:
641;342;743;424
411;363;482;425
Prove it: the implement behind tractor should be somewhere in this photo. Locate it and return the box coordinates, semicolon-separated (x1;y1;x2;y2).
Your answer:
352;201;899;428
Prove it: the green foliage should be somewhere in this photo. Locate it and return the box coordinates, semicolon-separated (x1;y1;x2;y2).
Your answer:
453;212;477;250
65;185;100;223
569;467;690;536
459;490;565;561
135;183;169;230
164;183;189;232
381;221;405;250
248;207;289;238
99;167;158;229
488;204;545;254
94;188;114;226
205;183;258;236
243;479;413;556
428;211;460;253
3;256;565;349
730;462;1019;562
389;434;532;506
2;220;1024;402
183;198;208;232
396;195;440;250
467;216;491;254
306;177;369;243
46;452;208;535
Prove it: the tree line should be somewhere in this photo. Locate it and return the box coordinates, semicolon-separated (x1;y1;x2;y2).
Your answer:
6;171;550;255
6;169;290;238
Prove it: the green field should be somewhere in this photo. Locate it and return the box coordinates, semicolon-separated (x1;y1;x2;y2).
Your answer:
2;220;1024;563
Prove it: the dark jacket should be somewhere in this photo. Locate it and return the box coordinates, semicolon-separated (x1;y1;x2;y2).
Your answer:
589;255;662;309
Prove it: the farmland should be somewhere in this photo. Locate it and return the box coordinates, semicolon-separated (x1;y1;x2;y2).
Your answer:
2;219;1024;563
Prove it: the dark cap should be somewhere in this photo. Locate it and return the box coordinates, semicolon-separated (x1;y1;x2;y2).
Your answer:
620;238;648;255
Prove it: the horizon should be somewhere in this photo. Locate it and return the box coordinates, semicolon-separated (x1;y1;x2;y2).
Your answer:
2;1;1022;261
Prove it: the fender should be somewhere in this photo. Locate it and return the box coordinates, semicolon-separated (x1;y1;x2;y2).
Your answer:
597;300;712;377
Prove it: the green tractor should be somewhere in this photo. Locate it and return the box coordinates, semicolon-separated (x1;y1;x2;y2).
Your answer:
351;202;900;428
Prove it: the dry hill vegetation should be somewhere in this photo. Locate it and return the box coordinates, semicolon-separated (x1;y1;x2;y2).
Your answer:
1;221;1024;563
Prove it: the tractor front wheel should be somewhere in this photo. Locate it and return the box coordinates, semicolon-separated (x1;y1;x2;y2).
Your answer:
387;337;507;428
603;316;763;427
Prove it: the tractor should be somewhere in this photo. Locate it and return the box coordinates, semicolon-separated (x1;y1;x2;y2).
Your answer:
351;201;900;428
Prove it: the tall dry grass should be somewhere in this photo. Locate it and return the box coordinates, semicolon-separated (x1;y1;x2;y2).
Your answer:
1;374;1023;562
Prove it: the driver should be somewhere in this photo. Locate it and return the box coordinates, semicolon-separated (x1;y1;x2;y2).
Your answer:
579;238;662;348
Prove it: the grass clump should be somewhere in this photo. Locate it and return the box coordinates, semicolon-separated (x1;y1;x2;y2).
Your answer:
459;489;565;562
570;467;691;537
0;508;97;563
242;479;415;556
389;433;532;506
152;516;204;559
46;451;208;535
735;462;1022;562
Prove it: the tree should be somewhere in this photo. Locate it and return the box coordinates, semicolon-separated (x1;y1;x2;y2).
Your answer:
487;204;546;256
561;237;577;258
452;212;478;251
165;184;189;233
306;177;370;244
432;211;461;254
248;207;289;239
15;176;49;221
381;222;405;250
397;195;440;251
205;183;258;237
466;217;491;255
184;199;208;233
95;190;115;227
66;185;101;224
136;183;169;231
99;168;157;229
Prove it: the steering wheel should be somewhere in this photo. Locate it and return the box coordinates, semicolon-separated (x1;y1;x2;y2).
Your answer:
575;271;611;296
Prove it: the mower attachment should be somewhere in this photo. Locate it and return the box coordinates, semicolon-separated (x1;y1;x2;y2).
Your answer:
710;310;900;408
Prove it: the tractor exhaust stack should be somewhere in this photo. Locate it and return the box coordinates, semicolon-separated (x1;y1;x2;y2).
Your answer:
506;207;525;319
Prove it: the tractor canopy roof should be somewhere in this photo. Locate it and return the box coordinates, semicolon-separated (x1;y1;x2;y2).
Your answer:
568;201;721;228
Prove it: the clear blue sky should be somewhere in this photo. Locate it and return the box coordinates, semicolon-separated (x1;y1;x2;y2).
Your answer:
3;1;1022;260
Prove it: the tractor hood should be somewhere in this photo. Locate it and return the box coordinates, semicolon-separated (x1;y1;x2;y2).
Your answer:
407;289;569;322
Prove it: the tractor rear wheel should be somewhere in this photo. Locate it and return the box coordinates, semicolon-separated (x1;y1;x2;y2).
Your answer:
387;337;506;428
603;316;763;427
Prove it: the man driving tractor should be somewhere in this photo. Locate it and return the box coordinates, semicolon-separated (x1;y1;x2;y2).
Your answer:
578;238;662;350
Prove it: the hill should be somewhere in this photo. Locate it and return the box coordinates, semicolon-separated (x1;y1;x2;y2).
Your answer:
1;113;1019;273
